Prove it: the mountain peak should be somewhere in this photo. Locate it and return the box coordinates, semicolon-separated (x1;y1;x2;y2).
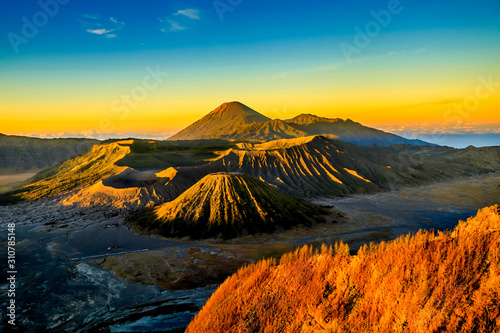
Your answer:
286;113;341;125
168;102;270;141
208;101;264;118
219;101;246;108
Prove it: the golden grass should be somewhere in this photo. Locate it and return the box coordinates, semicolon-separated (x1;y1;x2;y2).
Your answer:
187;205;500;333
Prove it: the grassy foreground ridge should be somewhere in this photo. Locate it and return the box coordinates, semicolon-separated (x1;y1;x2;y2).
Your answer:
187;205;500;333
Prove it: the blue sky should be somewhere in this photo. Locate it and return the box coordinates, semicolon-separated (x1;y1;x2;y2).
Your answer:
2;0;499;57
0;0;499;145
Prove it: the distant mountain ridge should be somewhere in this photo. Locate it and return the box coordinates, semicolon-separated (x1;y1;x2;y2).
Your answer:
168;102;432;146
0;134;98;174
284;114;428;146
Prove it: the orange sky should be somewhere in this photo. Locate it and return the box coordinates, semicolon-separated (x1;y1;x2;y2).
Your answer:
1;88;498;137
1;40;499;138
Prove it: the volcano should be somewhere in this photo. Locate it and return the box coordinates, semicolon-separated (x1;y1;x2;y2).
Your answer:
168;102;271;141
168;102;431;146
131;172;327;239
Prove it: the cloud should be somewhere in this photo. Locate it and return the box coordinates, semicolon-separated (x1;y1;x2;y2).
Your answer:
87;29;113;35
80;13;102;20
80;129;97;138
376;125;500;148
160;8;200;33
160;19;187;32
23;130;178;140
166;20;186;31
378;123;500;135
174;9;200;20
78;15;125;38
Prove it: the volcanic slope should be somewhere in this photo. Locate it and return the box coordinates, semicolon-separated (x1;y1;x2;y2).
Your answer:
131;173;327;239
284;114;430;146
61;167;175;210
168;102;271;141
160;135;500;200
10;140;134;201
168;102;430;146
2;139;227;207
165;136;443;198
7;140;176;207
10;135;498;208
186;205;500;333
222;119;309;141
